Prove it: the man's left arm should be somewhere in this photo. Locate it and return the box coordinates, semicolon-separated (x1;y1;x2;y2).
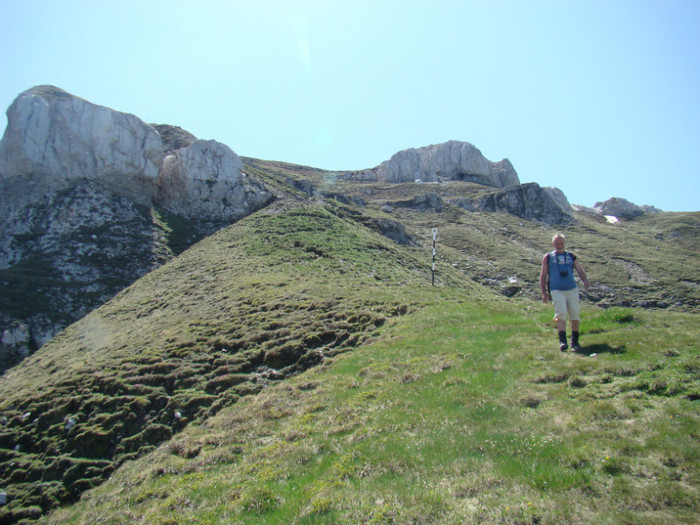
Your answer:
573;259;590;290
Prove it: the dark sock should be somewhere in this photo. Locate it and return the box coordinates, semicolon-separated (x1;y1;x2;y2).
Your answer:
558;331;567;344
572;331;579;345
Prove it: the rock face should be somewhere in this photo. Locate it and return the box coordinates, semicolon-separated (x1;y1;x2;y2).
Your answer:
347;140;519;187
0;85;163;204
594;197;658;218
393;192;445;212
0;86;274;370
156;139;273;222
0;176;174;371
476;183;574;225
543;187;572;213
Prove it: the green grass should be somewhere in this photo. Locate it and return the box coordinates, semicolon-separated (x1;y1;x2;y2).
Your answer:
42;296;700;525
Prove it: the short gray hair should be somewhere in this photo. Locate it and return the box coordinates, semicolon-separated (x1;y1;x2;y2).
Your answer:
552;233;566;243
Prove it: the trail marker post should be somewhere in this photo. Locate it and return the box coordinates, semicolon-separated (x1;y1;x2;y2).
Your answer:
431;227;438;286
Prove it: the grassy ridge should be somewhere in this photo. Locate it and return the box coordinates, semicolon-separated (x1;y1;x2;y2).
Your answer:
43;296;700;524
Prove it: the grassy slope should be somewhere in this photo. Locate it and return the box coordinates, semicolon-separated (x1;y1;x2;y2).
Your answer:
0;159;698;524
43;297;699;525
0;201;477;522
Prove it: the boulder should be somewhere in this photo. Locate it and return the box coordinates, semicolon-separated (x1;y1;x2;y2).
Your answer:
0;85;163;204
392;192;445;212
155;139;274;222
364;141;519;186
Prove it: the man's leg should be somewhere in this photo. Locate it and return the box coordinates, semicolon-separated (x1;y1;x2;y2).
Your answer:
557;318;567;348
569;291;581;350
571;320;580;350
551;290;569;351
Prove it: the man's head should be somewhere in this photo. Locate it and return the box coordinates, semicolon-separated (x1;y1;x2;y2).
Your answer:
552;233;566;253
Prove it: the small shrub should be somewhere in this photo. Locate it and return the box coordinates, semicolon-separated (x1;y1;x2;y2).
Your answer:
569;377;587;389
521;396;544;408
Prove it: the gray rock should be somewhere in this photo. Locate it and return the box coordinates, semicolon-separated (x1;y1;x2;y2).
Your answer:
451;198;478;212
151;124;197;153
0;322;31;371
392;192;444;212
477;183;574;225
0;85;163;205
368;141;519;187
155;139;273;222
0;86;276;369
594;197;645;218
543;187;572;213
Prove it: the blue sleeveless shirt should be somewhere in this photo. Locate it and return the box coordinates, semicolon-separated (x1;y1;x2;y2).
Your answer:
547;250;577;291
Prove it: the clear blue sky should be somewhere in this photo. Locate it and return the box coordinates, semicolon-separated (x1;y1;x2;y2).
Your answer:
1;0;698;211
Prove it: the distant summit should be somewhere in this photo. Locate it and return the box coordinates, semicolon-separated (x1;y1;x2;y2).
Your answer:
347;140;519;187
594;197;662;218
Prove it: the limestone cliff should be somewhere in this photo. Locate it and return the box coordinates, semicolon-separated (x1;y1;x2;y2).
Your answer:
0;86;273;370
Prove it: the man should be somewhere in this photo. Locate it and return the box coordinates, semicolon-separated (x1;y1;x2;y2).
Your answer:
540;233;590;351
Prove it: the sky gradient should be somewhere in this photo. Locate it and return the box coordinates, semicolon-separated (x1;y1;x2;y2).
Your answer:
1;0;698;211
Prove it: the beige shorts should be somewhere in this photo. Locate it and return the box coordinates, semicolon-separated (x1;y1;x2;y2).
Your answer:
550;288;580;322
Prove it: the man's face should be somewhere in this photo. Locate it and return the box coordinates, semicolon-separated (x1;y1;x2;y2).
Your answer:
553;236;565;253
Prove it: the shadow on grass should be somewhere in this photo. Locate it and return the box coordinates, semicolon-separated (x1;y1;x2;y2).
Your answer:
576;343;626;356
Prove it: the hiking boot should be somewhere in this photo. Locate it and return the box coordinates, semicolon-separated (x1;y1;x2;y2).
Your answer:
559;342;568;352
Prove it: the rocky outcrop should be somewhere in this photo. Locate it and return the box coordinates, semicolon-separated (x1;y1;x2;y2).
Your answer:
0;85;163;205
346;141;519;187
151;124;197;153
543;187;572;213
392;192;445;212
594;197;661;218
156;139;273;223
0;86;274;370
475;183;574;225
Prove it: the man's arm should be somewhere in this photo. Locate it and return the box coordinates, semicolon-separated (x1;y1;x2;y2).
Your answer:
573;259;590;290
540;254;550;302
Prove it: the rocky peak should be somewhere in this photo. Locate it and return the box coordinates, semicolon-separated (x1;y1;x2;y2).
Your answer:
0;85;163;205
348;140;519;187
594;197;661;218
0;86;274;370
